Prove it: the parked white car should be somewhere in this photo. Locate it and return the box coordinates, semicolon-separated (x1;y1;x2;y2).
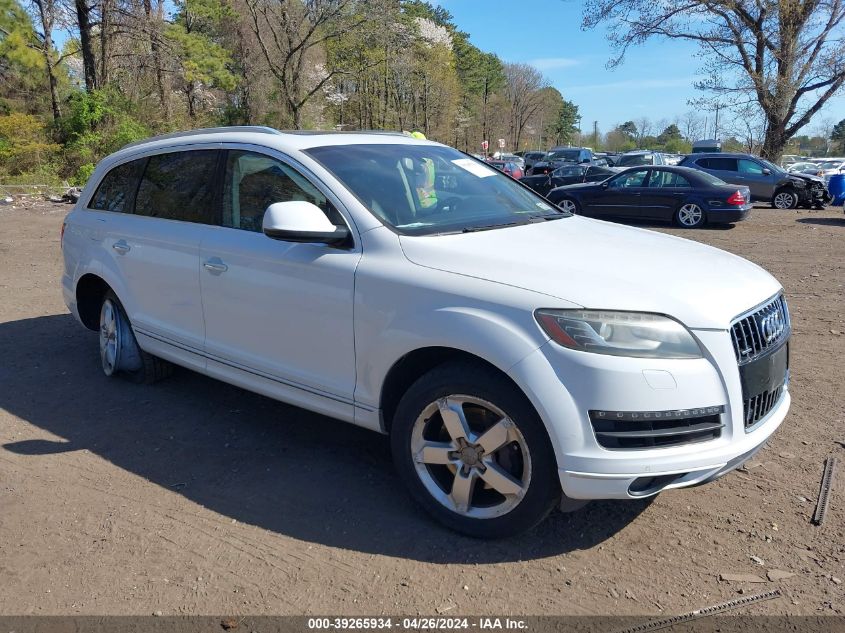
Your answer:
62;127;792;537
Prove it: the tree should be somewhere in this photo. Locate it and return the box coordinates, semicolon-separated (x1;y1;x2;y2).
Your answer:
501;62;548;150
583;0;845;161
832;119;845;153
547;98;579;146
27;0;64;121
244;0;365;128
167;0;238;120
617;120;637;139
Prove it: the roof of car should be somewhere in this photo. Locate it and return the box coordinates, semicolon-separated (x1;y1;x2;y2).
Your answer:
683;152;762;159
113;126;430;162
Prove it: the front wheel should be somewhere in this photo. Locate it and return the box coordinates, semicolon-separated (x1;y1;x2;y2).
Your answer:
674;202;706;228
391;362;561;538
772;189;798;209
556;197;579;214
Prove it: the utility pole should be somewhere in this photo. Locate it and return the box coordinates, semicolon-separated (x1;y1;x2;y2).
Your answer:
714;103;720;140
593;120;598;149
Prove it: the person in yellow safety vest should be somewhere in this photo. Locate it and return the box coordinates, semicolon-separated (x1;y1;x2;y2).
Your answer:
408;131;437;209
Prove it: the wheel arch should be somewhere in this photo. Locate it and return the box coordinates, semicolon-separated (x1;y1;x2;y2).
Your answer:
379;347;534;436
75;273;113;331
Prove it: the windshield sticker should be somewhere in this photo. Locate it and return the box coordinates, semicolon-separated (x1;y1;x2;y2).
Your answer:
536;201;553;211
452;158;496;178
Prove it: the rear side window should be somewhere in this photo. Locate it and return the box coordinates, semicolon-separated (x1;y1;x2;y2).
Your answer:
698;157;737;171
88;158;146;213
648;171;691;188
135;150;220;223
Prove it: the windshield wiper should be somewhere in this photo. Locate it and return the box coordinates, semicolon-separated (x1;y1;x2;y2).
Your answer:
461;221;528;233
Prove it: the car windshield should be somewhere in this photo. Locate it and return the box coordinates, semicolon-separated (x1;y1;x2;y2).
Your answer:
305;144;566;236
547;149;582;162
616;154;653;166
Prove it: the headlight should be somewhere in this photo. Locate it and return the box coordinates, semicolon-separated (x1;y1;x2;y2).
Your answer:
535;309;702;359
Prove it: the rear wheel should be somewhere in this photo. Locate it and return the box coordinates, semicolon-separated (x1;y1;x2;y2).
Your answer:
391;361;561;538
772;189;798;209
674;203;706;228
99;291;172;383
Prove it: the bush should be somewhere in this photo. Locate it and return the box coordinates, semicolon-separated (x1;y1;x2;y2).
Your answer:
73;162;96;187
0;112;60;176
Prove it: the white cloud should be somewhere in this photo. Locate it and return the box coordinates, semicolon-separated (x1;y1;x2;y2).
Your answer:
528;57;581;71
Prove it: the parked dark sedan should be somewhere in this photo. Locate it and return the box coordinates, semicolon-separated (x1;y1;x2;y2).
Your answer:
520;164;619;196
546;166;752;228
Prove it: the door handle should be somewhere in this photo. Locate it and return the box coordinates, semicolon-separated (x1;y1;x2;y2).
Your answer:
112;240;130;255
203;258;228;274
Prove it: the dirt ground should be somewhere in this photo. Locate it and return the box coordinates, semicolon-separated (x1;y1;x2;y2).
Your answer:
0;199;843;617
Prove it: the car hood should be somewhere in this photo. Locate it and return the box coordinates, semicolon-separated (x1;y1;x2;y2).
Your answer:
785;172;826;186
550;182;597;192
399;216;781;329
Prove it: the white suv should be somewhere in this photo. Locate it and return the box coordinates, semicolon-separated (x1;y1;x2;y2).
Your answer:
62;127;791;537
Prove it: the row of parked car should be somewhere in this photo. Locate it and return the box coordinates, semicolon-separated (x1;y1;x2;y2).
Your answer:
480;146;833;228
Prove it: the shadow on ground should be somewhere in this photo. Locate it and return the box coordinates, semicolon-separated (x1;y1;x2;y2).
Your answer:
0;314;651;563
796;216;845;226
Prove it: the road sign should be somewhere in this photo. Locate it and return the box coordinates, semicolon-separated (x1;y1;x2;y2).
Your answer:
481;140;489;150
497;138;506;149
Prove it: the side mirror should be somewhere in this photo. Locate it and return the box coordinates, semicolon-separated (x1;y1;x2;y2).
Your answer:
602;181;610;189
762;168;771;175
262;201;349;245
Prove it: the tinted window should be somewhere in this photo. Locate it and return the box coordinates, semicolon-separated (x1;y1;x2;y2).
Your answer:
89;158;146;213
553;165;584;177
135;150;219;223
547;149;583;162
698;157;737;171
222;150;341;232
609;169;649;188
648;171;691;188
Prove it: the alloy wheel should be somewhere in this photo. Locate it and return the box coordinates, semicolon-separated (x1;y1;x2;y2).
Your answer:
558;198;577;213
677;203;704;227
410;395;531;519
773;191;796;209
99;298;120;376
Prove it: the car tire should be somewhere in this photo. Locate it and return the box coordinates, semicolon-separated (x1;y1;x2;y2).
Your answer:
99;290;173;384
674;202;706;228
772;189;798;209
390;360;561;538
556;197;579;214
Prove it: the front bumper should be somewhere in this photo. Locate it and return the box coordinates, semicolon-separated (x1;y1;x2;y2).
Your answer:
508;328;790;500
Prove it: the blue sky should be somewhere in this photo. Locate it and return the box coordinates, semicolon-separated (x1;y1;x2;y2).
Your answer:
435;0;845;137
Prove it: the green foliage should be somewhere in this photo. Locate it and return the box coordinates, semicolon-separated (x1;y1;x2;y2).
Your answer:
165;25;238;92
0;112;60;176
167;0;238;94
549;99;580;146
72;162;96;186
56;88;150;177
832;119;845;152
617;121;637;138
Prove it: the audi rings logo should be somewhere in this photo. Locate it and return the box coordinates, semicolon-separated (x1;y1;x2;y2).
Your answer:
759;311;785;343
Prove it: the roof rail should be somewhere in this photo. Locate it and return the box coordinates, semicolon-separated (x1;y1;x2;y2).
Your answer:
120;126;282;151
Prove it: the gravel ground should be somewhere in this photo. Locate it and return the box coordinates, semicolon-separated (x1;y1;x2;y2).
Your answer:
0;199;842;617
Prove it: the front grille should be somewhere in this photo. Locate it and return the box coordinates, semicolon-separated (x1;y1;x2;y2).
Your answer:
589;407;725;450
730;294;790;364
744;383;784;428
